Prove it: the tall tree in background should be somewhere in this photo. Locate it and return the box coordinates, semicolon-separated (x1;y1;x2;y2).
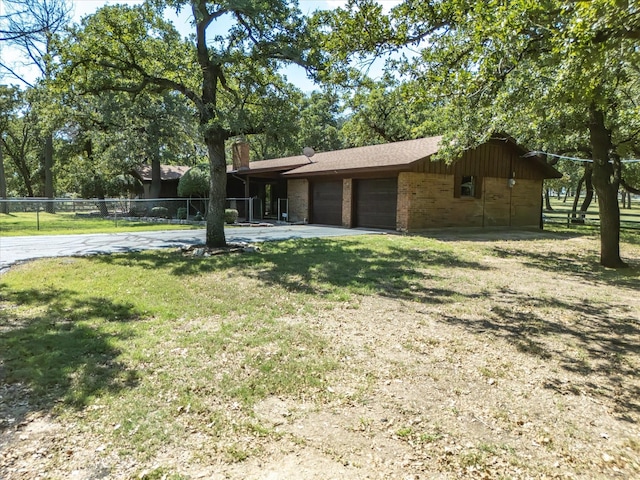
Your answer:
58;1;321;247
340;79;411;147
297;90;344;153
55;89;200;200
0;86;21;213
0;0;71;212
327;0;640;267
247;89;344;159
0;0;69;42
1;93;42;197
339;75;447;147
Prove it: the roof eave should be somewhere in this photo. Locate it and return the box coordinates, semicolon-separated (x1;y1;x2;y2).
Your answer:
283;164;412;178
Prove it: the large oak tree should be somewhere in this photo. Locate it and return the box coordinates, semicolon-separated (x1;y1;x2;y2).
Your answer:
327;0;640;267
58;1;321;247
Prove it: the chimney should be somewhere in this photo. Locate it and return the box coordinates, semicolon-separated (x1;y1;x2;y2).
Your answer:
232;139;250;171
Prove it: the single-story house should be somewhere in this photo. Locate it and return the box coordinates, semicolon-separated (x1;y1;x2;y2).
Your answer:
227;135;562;231
132;165;191;198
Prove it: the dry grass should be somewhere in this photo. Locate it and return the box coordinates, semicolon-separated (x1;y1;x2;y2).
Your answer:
1;228;639;479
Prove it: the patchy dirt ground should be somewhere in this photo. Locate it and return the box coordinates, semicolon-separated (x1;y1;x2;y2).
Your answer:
1;230;639;479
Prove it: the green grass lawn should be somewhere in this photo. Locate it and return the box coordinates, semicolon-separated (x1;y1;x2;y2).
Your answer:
0;211;204;236
1;231;639;478
2;235;445;461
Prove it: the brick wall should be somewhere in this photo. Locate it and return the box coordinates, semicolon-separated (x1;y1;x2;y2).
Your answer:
510;178;543;226
398;172;542;230
287;178;309;223
342;179;353;228
400;172;484;229
483;177;511;226
397;173;411;231
484;177;542;227
291;173;542;229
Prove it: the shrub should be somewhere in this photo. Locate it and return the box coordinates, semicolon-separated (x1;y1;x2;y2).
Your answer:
150;206;170;218
178;164;209;198
224;209;238;224
128;206;147;217
177;207;187;220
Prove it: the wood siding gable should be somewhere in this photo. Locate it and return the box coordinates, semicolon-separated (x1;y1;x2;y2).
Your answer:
411;140;550;181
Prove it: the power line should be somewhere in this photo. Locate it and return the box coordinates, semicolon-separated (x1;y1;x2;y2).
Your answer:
525;151;640;164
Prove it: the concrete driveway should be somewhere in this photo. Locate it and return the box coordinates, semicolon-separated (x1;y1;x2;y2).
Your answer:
0;225;381;273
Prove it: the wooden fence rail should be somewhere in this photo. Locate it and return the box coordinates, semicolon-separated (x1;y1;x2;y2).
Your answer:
543;209;640;230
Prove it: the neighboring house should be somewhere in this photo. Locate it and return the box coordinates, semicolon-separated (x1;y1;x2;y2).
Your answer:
227;135;562;231
132;165;191;198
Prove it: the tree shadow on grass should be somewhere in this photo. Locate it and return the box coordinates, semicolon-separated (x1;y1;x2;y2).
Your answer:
489;246;640;289
95;237;492;304
0;285;140;433
443;288;640;422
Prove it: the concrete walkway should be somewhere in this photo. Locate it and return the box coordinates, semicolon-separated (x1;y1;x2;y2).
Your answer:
0;225;381;273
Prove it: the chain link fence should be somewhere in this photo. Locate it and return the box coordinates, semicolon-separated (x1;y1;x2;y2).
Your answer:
0;197;270;233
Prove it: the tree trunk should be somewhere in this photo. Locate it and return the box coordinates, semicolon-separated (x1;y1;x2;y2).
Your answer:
150;157;162;199
0;144;7;214
579;164;594;220
589;106;625;268
544;188;553;210
8;143;35;196
204;129;227;247
96;181;109;217
571;175;584;221
44;133;54;213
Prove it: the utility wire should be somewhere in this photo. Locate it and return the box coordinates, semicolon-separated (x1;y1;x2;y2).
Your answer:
525;151;640;164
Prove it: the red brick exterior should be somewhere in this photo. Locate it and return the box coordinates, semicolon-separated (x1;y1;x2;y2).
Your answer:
287;179;309;223
282;138;552;230
397;172;542;230
342;179;353;228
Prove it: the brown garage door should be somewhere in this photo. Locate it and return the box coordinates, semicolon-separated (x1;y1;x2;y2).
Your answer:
355;178;398;229
312;180;342;225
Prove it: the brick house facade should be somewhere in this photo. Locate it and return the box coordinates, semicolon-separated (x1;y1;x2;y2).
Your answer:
228;135;561;231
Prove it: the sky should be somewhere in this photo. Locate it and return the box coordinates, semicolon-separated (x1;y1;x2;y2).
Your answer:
1;0;402;91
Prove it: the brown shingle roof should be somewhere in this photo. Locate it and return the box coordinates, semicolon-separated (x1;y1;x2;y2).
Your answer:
283;136;444;177
226;156;309;174
221;135;562;179
134;165;191;182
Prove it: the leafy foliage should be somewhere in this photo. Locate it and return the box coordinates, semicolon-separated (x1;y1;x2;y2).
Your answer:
177;164;209;198
56;1;324;247
324;0;640;266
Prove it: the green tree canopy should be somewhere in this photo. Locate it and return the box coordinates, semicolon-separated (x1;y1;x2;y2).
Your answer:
177;163;209;198
57;1;323;247
53;88;200;199
326;0;640;267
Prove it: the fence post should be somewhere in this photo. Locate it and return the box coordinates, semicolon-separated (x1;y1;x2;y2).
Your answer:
36;204;40;231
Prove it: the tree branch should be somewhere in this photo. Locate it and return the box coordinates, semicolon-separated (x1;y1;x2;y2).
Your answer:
620;178;640;195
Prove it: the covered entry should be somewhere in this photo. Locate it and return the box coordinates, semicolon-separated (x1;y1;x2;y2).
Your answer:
355;178;398;229
312;180;342;225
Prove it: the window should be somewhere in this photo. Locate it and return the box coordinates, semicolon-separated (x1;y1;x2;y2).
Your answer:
460;176;475;197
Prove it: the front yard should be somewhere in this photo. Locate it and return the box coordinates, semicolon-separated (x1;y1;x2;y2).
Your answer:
1;229;639;479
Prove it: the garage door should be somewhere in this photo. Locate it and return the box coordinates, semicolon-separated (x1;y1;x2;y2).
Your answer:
312;180;342;225
355;178;398;229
